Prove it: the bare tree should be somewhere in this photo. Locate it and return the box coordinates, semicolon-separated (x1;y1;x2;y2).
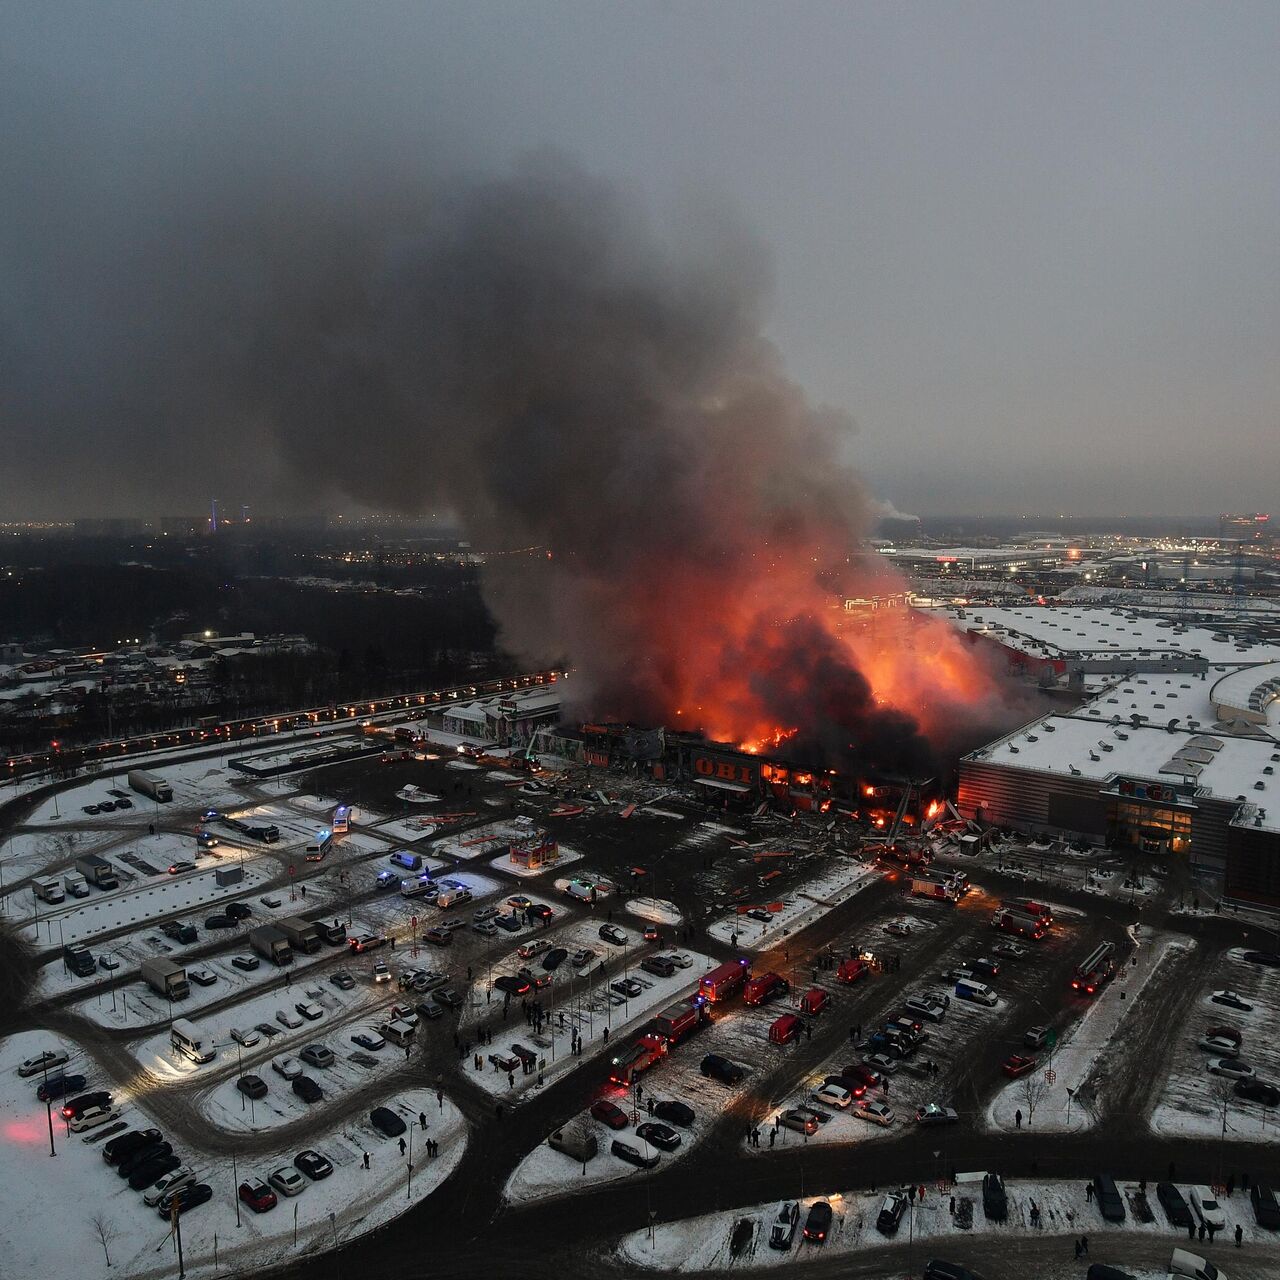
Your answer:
90;1214;118;1267
1021;1073;1050;1127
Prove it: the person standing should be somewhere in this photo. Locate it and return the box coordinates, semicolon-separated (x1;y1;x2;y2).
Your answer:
1235;1224;1244;1247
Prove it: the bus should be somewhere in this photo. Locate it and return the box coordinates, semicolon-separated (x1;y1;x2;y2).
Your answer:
305;828;333;862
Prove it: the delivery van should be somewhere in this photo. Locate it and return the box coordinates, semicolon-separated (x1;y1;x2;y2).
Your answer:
954;978;997;1007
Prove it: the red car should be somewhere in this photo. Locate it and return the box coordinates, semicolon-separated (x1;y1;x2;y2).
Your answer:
590;1099;629;1130
1002;1054;1038;1079
238;1178;278;1213
642;924;660;942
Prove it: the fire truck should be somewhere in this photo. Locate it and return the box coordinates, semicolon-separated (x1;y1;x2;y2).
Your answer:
910;876;959;902
837;956;869;984
1071;942;1117;995
991;907;1046;941
699;958;750;1003
608;1033;668;1086
652;998;709;1045
743;972;790;1006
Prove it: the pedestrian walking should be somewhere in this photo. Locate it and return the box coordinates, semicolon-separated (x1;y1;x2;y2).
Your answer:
419;1111;427;1130
1015;1109;1022;1129
1208;1225;1216;1245
437;1088;444;1112
300;883;306;898
362;1151;370;1170
769;1129;776;1148
949;1195;956;1215
398;1137;407;1156
1235;1224;1244;1247
508;1071;515;1089
1188;1222;1196;1241
1199;1222;1206;1242
1086;1182;1094;1202
405;1044;411;1060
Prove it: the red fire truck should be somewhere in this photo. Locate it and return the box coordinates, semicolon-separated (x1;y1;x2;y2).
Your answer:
652;997;709;1045
699;958;750;1003
608;1033;668;1086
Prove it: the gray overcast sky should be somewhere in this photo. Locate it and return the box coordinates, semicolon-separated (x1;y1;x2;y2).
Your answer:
2;1;1278;518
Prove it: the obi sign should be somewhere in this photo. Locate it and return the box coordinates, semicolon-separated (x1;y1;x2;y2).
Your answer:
692;753;756;786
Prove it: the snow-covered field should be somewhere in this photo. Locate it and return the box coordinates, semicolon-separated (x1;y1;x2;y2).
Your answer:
1151;947;1280;1143
707;858;879;950
0;1028;466;1280
626;897;683;927
986;933;1193;1134
618;1176;1264;1272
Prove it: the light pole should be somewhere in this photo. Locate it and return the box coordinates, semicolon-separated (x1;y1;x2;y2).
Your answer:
40;1059;57;1157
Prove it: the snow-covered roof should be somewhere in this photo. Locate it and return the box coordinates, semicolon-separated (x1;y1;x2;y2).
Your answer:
945;605;1280;667
966;714;1280;831
443;703;487;723
1211;663;1280;727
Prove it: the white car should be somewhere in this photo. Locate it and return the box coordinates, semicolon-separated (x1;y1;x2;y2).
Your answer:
863;1053;899;1074
1189;1186;1226;1231
268;1165;307;1197
854;1099;896;1127
271;1055;302;1079
143;1166;196;1206
373;962;392;984
1208;1057;1255;1080
667;953;694;970
1199;1035;1240;1058
276;1009;303;1029
814;1083;852;1110
473;905;500;922
18;1050;69;1078
230;1028;260;1048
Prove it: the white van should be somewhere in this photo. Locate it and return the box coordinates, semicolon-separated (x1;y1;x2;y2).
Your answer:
1169;1248;1226;1280
517;938;550;960
381;1019;416;1048
170;1018;216;1064
954;978;997;1007
436;887;472;910
401;877;436;899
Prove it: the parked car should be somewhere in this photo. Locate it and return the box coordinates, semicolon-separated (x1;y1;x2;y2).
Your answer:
804;1199;834;1242
700;1054;744;1085
238;1178;278;1213
667;953;693;969
904;995;948;1023
494;914;524;933
103;1129;162;1165
1235;1078;1280;1106
19;1049;70;1078
275;1009;302;1029
370;1106;406;1138
1002;1054;1038;1078
640;955;675;978
271;1056;302;1079
295;1001;324;1022
526;903;554;922
231;955;259;972
853;1099;895;1127
294;1149;334;1180
225;902;252;920
118;1141;171;1179
230;1027;260;1048
590;1099;629;1130
1189;1185;1225;1231
992;940;1029;960
1093;1174;1126;1223
653;1100;694;1128
769;1200;800;1250
352;1030;385;1051
1211;990;1253;1011
876;1193;908;1235
268;1165;307;1197
636;1121;681;1152
611;978;643;998
915;1103;959;1126
166;861;196;875
143;1166;197;1206
187;967;215;986
327;970;355;991
642;923;660;942
292;1076;323;1103
158;1182;212;1217
1250;1181;1280;1230
300;1044;334;1068
1208;1057;1255;1080
237;1074;268;1100
884;919;911;937
778;1110;819;1136
507;895;534;911
611;1139;659;1169
36;1073;86;1103
599;924;628;945
571;947;597;967
1242;950;1280;967
130;1152;182;1191
205;915;236;930
863;1053;898;1074
434;988;464;1010
814;1082;852;1110
1156;1181;1193;1228
1023;1026;1052;1049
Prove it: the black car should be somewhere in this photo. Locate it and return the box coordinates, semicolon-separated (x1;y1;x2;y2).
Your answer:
982;1173;1007;1222
611;1139;659;1170
876;1193;908;1235
640;956;676;978
1156;1181;1193;1227
434;988;464;1010
415;1000;444;1021
924;1263;986;1280
700;1054;744;1085
494;974;532;997
803;1200;834;1242
653;1099;695;1128
1250;1182;1280;1230
114;797;133;809
542;947;568;972
225;902;253;920
1235;1078;1280;1106
237;1074;268;1100
204;915;236;930
292;1075;323;1104
119;1141;172;1179
160;921;198;944
635;1122;681;1152
103;1128;162;1166
36;1072;86;1103
160;1182;212;1216
294;1149;334;1180
371;1106;406;1138
1243;950;1280;968
129;1151;181;1191
232;955;260;973
1093;1174;1125;1223
526;903;554;922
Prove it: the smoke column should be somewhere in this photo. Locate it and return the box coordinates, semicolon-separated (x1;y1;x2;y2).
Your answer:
4;148;1025;773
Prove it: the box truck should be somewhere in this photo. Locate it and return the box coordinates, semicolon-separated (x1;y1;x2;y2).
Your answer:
33;876;65;904
141;958;190;1001
128;770;173;803
249;924;293;966
74;854;119;890
62;871;89;898
276;916;321;955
